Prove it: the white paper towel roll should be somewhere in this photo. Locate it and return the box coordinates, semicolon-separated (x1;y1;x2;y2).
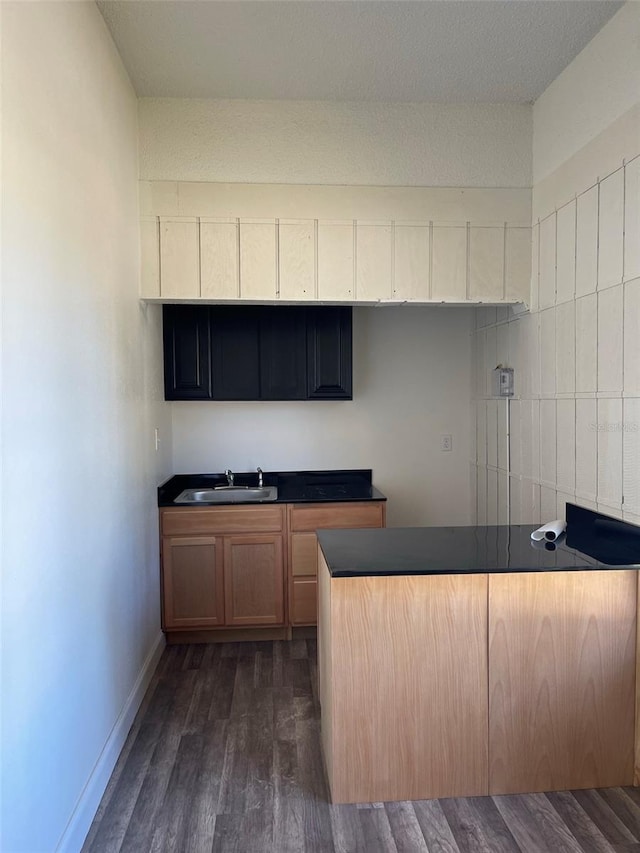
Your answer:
531;519;567;542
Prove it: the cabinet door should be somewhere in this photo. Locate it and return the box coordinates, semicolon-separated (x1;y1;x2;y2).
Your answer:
259;307;307;399
279;220;315;301
306;307;352;399
291;532;318;576
356;223;392;301
317;221;354;300
159;218;200;299
394;224;430;301
224;535;284;626
432;225;467;301
210;307;260;400
239;220;277;300
163;305;211;400
162;536;224;628
291;577;318;626
200;219;239;299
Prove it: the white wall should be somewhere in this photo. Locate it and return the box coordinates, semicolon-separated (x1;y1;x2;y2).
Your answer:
474;2;640;528
139;99;532;187
172;307;475;527
1;3;171;851
533;2;639;184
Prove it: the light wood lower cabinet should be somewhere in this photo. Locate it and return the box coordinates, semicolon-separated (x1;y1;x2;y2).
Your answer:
288;502;386;626
162;536;224;628
160;506;286;633
224;535;284;626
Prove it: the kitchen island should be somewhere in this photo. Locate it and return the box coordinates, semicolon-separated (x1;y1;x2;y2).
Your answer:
317;504;640;804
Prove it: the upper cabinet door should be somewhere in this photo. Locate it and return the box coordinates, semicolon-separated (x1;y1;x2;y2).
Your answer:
279;220;316;301
210;307;260;400
356;223;392;301
394;224;430;301
432;225;467;301
200;219;239;299
505;227;531;303
317;221;354;301
140;217;160;298
307;307;352;399
160;218;200;299
469;226;505;302
239;220;277;300
163;305;211;400
259;307;307;400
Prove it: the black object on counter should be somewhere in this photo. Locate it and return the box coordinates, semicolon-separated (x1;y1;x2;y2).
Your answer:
317;503;640;577
158;468;386;507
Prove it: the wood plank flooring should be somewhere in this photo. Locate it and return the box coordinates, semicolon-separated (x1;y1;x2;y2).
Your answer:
83;640;640;853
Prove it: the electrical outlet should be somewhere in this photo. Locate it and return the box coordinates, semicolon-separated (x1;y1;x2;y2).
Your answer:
441;434;452;452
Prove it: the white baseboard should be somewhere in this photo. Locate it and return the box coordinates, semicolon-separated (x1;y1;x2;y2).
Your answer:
56;630;166;853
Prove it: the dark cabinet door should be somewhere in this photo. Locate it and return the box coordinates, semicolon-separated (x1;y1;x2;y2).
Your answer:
211;307;260;400
163;305;211;400
307;307;352;399
260;307;307;400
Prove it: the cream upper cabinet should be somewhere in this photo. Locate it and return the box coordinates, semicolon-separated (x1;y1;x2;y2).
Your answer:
239;220;277;300
356;222;392;301
279;219;316;301
200;219;239;300
140;181;531;305
432;225;467;301
159;218;200;299
393;224;430;301
469;226;504;302
317;221;354;301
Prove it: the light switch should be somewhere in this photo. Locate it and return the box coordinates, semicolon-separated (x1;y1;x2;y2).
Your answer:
441;434;453;452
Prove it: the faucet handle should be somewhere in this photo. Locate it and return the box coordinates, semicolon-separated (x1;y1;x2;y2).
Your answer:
257;467;263;487
225;468;234;485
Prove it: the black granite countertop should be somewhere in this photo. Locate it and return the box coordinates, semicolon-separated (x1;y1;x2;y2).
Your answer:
317;504;640;577
158;468;386;507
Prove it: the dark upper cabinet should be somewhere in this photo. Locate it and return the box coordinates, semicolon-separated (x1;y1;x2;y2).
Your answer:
162;305;352;401
163;305;211;399
307;307;352;399
211;307;260;400
260;308;308;400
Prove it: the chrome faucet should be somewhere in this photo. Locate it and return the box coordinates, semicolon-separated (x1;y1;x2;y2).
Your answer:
257;467;263;487
225;468;234;486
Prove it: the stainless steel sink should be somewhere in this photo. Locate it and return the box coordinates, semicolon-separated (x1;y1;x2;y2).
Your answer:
174;486;278;504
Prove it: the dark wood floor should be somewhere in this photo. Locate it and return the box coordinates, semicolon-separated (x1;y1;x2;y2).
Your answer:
83;639;640;853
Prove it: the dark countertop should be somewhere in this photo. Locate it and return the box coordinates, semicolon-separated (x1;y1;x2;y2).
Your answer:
158;468;387;507
317;503;640;577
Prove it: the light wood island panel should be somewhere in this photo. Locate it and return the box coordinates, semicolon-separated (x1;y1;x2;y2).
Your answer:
489;570;637;795
318;552;489;803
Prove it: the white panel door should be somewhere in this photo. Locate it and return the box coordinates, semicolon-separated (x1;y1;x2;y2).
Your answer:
477;466;488;525
597;284;623;394
530;223;540;311
555;301;575;395
504;227;531;302
598;168;624;290
623;398;640;514
556;399;576;494
575;293;598;393
539;399;557;488
239;220;277;300
555;200;576;305
624;156;640;281
356;223;392;301
393;224;430;300
624;277;640;394
469;226;504;301
539;308;556;397
597;398;623;508
279;220;315;301
140;216;160;298
575;398;597;502
160;217;199;299
575;185;598;297
200;219;239;299
538;214;556;309
432;225;467;301
317;221;354;301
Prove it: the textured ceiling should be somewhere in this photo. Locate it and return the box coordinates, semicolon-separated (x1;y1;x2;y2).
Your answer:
97;0;622;103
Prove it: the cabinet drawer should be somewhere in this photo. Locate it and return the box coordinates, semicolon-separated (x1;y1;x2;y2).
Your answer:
289;502;384;533
292;577;317;625
161;505;284;536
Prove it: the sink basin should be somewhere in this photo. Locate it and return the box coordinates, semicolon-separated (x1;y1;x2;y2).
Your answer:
174;486;278;504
